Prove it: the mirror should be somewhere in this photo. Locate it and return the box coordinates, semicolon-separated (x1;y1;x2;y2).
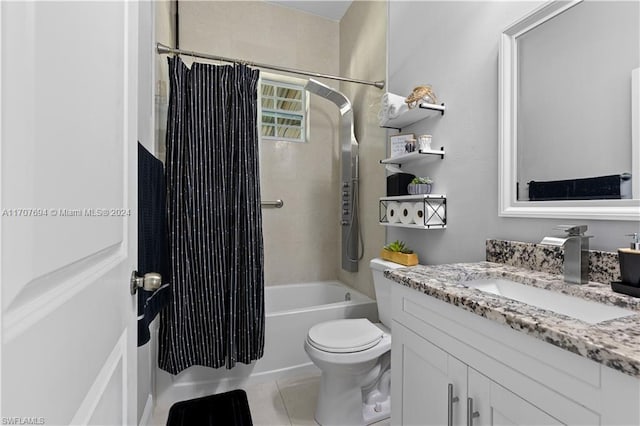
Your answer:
499;0;640;220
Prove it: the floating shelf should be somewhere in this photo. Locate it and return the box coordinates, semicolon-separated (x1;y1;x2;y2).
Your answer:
380;194;445;201
379;194;447;229
381;102;446;130
379;222;446;230
380;148;445;167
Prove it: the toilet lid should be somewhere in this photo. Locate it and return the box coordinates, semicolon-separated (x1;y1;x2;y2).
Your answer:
307;319;384;353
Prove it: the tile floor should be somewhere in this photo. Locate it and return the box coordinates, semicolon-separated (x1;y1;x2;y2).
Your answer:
149;373;391;426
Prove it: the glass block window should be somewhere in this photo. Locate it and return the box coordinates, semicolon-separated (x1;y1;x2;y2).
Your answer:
260;77;308;143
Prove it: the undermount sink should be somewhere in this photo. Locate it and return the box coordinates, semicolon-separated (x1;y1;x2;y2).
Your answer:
461;278;636;325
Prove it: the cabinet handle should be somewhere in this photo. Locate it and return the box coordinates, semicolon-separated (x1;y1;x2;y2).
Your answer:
447;383;459;426
466;397;480;426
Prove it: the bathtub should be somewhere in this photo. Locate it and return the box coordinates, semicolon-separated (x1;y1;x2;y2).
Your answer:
156;280;378;405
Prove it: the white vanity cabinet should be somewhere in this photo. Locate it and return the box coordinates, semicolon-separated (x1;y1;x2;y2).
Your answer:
393;323;564;425
393;322;466;425
467;368;564;426
391;283;640;425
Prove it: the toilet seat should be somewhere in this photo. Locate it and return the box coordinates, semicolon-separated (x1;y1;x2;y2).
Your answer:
307;319;383;353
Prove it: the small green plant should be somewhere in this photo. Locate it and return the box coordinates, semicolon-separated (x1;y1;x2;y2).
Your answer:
411;176;433;184
383;240;414;254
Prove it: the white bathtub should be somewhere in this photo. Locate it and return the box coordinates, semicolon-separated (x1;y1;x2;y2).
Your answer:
156;280;378;405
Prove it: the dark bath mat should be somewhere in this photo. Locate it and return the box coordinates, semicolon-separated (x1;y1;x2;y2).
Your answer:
166;389;253;426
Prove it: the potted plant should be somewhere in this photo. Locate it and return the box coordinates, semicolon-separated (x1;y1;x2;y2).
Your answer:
407;176;433;195
380;240;419;266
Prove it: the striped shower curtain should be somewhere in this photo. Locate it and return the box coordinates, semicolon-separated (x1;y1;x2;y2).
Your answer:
159;57;265;374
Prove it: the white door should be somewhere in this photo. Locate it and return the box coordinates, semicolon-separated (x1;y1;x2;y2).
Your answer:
392;322;467;426
467;369;563;426
1;2;139;425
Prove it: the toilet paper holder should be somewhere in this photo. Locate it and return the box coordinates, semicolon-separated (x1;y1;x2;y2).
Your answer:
378;195;447;229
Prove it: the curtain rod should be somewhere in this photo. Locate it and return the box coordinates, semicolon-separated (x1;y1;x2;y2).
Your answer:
156;43;385;90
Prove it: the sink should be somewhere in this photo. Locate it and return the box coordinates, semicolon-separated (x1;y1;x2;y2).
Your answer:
462;278;636;325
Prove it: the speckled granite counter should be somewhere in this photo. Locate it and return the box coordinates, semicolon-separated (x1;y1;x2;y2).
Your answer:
384;242;640;379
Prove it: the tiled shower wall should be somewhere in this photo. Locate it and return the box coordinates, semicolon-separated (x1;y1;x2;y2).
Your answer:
338;1;388;299
179;1;341;285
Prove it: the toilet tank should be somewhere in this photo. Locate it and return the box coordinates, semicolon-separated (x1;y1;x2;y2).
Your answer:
369;258;406;328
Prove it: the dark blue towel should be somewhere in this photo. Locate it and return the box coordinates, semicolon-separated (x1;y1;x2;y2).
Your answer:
529;174;626;201
138;143;171;346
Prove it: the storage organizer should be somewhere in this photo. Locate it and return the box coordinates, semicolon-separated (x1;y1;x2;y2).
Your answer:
379;194;446;229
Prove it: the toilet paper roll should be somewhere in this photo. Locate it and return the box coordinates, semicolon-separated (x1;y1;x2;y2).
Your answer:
399;202;415;225
386;202;400;224
413;202;425;226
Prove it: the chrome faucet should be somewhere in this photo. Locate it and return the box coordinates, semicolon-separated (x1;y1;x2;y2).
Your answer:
540;225;593;284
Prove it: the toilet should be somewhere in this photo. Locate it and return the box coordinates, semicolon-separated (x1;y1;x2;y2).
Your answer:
304;258;403;426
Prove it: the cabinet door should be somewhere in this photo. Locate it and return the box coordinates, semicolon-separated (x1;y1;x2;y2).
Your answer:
467;369;563;426
392;322;466;426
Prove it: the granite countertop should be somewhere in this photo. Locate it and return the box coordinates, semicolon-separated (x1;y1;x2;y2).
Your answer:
385;261;640;378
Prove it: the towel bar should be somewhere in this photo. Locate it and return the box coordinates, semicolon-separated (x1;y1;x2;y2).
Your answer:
261;200;284;208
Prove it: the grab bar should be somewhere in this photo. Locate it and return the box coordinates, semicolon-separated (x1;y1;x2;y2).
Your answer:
261;199;284;208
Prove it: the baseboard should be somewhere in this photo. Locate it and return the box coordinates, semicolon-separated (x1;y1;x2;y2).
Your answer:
156;362;319;407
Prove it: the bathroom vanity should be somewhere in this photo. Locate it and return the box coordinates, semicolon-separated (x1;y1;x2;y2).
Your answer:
387;241;640;425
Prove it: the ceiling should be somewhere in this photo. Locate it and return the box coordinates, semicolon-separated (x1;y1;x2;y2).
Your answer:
264;1;353;21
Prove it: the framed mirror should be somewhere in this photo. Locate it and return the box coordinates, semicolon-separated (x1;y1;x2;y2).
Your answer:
499;0;640;220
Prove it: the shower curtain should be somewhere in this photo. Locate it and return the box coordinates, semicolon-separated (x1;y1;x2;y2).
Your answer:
159;57;265;375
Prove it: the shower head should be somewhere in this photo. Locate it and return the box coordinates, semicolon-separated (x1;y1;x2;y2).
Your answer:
305;79;352;115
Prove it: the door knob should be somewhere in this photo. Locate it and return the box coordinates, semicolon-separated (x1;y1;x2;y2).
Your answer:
130;271;162;295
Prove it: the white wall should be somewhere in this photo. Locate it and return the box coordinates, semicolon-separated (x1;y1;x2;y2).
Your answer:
387;1;640;263
154;1;174;164
137;1;156;424
137;2;174;425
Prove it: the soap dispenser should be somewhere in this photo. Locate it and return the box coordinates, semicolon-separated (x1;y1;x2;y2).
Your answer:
618;233;640;286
